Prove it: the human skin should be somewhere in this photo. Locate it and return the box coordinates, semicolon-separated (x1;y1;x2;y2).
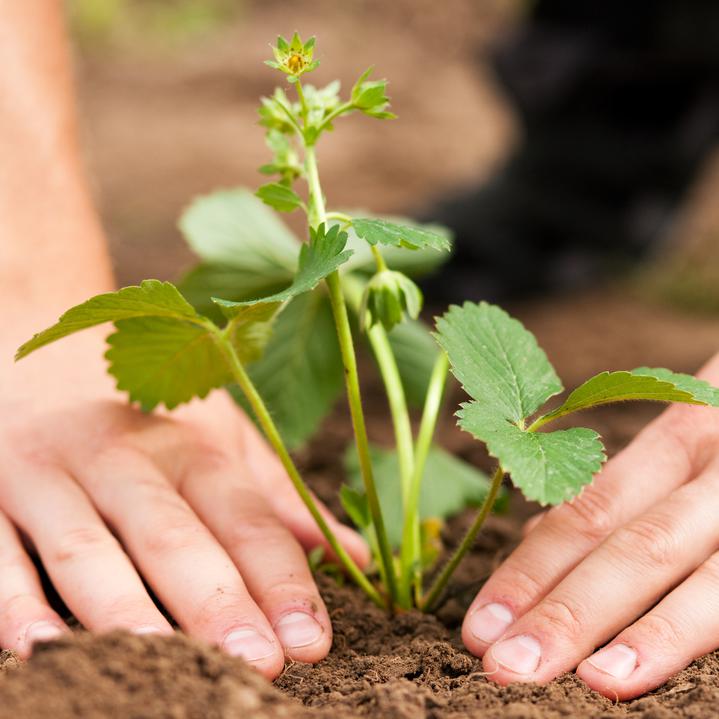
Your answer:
463;353;719;699
0;1;367;680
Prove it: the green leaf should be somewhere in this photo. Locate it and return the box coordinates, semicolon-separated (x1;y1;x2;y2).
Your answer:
341;217;452;277
435;302;563;424
106;317;229;411
345;444;502;546
340;485;371;529
386;319;441;407
213;223;352;310
255;182;304;213
539;368;719;424
352;218;452;253
177;263;291;324
221;302;282;365
231;292;344;448
633;367;719;406
459;404;606;506
16;280;201;359
178;188;300;270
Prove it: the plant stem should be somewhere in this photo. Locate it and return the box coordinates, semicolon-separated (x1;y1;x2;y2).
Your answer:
304;140;399;606
399;352;449;606
370;245;388;272
342;275;415;513
217;336;384;608
367;325;415;506
421;464;505;613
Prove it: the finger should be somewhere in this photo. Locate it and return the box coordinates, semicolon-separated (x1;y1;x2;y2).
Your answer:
242;435;371;567
0;511;68;659
522;512;545;537
78;449;285;678
182;461;332;663
463;411;699;654
578;550;719;700
480;464;719;684
2;466;173;638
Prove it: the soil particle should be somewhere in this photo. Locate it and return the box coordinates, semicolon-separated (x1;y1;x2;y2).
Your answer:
0;631;306;719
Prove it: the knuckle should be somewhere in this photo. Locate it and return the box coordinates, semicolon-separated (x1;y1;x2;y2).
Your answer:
226;511;291;548
613;515;682;570
191;588;258;633
143;514;207;556
491;562;546;609
637;612;686;648
51;526;118;565
532;596;586;641
553;487;616;544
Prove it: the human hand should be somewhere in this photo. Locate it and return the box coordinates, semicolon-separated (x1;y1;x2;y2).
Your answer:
0;328;367;679
462;354;719;699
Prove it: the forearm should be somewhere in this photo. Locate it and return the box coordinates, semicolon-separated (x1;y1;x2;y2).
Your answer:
0;0;114;339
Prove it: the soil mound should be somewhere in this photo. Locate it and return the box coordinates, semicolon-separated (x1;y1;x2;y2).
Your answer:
0;631;305;719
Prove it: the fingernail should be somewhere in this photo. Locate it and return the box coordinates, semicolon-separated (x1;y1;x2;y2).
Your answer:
586;643;637;679
274;611;324;649
222;628;276;662
468;603;514;643
24;621;65;648
491;634;542;675
131;625;169;636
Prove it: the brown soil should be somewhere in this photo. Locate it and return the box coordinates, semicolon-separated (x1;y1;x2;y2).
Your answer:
4;513;719;718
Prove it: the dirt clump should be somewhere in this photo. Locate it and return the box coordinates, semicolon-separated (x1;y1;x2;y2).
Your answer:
0;631;306;719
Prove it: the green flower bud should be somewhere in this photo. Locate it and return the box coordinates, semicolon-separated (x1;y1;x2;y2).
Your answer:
360;270;423;333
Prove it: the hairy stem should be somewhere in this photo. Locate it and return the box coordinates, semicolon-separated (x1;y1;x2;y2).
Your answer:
217;335;384;607
304;139;398;606
421;464;505;613
400;352;449;606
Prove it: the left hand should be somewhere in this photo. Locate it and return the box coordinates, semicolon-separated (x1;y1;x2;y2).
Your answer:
462;354;719;700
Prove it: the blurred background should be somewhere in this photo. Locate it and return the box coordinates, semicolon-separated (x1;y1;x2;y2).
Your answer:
67;0;719;394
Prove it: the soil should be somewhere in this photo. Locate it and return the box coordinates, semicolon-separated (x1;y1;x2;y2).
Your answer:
4;512;719;718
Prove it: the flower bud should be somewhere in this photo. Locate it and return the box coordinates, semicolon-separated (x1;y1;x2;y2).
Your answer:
360;270;423;332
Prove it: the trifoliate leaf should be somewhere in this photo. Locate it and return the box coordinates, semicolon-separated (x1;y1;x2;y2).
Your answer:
106;317;230;411
539;368;719;424
255;182;304;213
231;292;344;449
435;302;563;424
16;280;202;359
352;218;451;253
345;444;503;546
459;403;606;506
213;223;352;310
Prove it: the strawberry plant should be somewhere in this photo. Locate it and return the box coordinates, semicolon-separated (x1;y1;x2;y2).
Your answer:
17;34;719;613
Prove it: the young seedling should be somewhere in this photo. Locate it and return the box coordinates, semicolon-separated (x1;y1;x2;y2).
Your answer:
16;34;719;615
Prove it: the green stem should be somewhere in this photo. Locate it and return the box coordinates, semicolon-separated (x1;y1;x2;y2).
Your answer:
370;245;388;272
217;335;384;608
366;325;414;507
304;141;399;606
421;464;505;613
400;352;449;605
